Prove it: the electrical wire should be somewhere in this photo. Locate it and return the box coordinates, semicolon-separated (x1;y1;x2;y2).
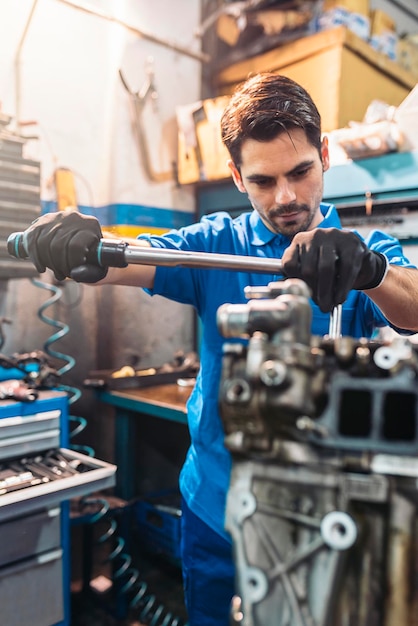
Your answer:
79;496;188;626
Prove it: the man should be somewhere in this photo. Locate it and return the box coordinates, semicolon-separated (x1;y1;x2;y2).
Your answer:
19;73;418;625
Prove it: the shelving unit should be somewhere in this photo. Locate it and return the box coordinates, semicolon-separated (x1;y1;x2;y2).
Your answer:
196;150;418;244
323;149;418;208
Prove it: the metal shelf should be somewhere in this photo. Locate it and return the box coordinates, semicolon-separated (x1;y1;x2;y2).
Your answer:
0;448;116;522
323;150;418;208
196;151;418;218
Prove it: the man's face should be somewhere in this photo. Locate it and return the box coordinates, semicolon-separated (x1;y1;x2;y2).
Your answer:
229;128;330;237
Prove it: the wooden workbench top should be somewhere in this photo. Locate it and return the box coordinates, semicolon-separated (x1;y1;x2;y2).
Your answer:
105;382;194;413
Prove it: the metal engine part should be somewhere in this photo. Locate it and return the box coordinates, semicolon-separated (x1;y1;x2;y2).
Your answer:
218;279;418;626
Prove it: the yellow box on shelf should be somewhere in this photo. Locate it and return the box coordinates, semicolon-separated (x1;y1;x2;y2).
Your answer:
177;96;231;185
216;26;416;133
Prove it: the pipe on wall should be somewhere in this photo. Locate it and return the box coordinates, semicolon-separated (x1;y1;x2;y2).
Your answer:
56;0;210;63
14;0;40;132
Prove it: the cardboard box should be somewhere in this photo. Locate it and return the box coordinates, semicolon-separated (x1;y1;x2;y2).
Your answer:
323;0;369;15
216;26;416;133
217;8;314;46
369;8;397;59
397;38;418;80
177;96;231;184
177;27;416;184
370;9;396;36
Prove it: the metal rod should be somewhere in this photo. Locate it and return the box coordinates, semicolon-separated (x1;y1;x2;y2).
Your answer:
56;0;210;63
122;245;284;274
328;304;342;339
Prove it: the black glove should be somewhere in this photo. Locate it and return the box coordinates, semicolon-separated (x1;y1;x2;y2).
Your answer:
282;228;388;313
23;208;108;283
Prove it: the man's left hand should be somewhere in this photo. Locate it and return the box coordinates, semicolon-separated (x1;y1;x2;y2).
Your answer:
282;228;388;313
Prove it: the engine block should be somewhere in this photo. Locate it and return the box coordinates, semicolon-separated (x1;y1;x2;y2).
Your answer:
218;279;418;626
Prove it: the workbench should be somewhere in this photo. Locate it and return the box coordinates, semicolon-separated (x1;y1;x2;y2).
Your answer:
97;384;192;501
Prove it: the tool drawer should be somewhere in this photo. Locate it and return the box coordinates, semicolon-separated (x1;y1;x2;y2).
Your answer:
0;547;64;626
0;447;116;522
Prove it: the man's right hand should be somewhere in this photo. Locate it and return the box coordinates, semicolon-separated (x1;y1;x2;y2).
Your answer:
23;207;108;283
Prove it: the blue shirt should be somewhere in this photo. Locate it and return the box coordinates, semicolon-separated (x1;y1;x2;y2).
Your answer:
140;204;415;539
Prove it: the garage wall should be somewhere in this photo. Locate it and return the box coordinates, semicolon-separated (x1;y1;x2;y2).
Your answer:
0;0;204;459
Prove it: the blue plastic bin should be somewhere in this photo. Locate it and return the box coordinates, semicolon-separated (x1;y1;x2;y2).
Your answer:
134;489;182;566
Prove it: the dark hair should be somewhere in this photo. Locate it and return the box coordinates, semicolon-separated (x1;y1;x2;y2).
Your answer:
221;73;322;167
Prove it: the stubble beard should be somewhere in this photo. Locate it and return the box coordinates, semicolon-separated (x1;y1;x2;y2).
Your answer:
268;204;317;238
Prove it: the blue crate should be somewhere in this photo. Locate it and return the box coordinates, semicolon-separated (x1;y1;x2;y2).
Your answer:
134;489;182;566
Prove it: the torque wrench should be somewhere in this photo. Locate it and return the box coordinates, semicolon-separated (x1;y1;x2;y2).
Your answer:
7;232;342;336
7;232;284;274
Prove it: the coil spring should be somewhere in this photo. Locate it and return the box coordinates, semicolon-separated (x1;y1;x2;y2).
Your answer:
32;278;186;624
31;277;94;455
81;496;187;626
